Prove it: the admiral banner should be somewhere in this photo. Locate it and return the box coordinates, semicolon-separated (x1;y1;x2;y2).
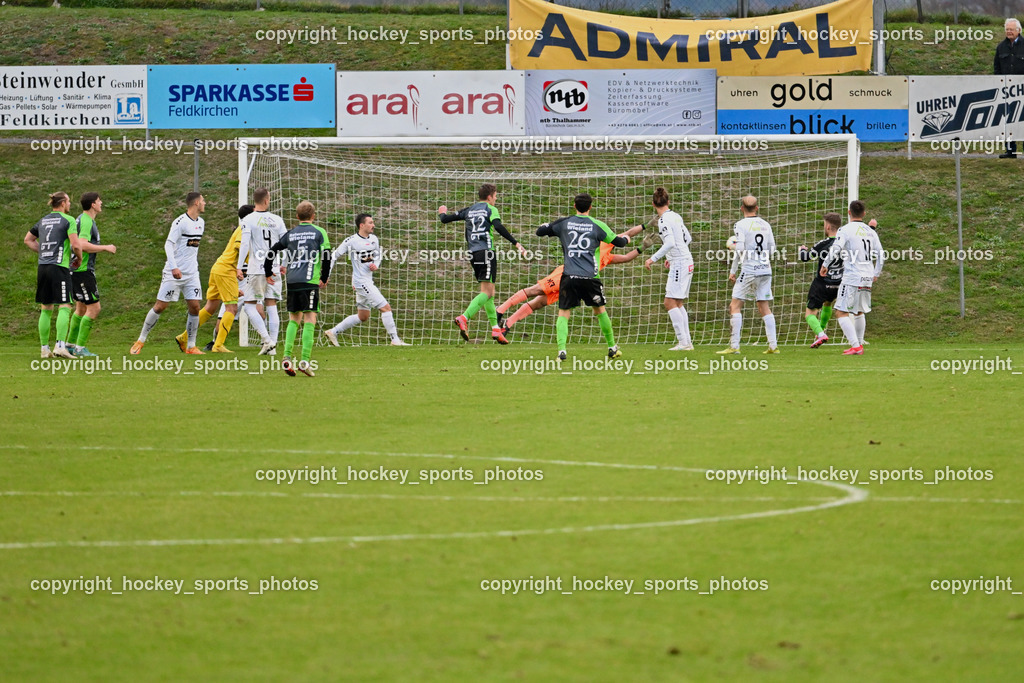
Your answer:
148;64;335;129
509;0;872;76
0;66;146;130
526;69;715;136
336;71;525;136
910;76;1024;146
718;76;908;141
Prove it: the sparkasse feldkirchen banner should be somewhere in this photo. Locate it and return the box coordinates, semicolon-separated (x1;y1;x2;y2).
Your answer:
509;0;872;76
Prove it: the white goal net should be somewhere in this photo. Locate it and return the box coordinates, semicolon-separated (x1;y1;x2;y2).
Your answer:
237;135;858;347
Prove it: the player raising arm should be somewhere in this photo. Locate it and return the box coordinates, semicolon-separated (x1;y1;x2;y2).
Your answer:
536;192;631;360
264;201;332;377
644;187;695;351
822;201;885;355
498;225;643;335
324;213;409;347
438;183;528;344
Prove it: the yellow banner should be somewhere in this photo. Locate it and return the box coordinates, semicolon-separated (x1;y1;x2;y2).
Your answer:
509;0;872;76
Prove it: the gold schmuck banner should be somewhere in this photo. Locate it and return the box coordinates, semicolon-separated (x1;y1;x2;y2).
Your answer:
509;0;872;76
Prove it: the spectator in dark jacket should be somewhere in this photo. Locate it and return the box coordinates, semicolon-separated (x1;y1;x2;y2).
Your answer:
994;18;1024;158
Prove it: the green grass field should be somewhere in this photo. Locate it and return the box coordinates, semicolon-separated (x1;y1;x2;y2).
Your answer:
3;342;1023;680
2;3;1023;679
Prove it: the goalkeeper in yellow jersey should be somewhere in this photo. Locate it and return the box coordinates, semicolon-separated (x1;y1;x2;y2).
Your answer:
173;205;259;353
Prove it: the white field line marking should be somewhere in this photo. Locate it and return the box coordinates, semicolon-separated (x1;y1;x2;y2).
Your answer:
0;445;866;551
0;491;840;504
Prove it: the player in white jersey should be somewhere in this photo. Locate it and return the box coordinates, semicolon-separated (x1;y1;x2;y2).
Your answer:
130;192;206;355
821;200;885;355
644;187;694;351
717;195;780;355
324;213;409;346
237;187;287;352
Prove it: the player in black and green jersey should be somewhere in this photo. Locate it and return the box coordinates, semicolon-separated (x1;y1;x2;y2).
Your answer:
23;192;84;359
536;193;632;360
438;183;528;344
798;212;843;348
264;200;333;377
68;192;118;358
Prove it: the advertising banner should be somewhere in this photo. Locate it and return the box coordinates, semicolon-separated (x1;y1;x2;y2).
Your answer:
337;71;525;136
147;64;335;129
909;76;1024;147
718;76;908;141
0;65;146;130
509;0;872;76
525;69;715;136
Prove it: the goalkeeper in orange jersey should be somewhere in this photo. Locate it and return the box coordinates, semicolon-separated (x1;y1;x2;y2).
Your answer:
496;224;644;335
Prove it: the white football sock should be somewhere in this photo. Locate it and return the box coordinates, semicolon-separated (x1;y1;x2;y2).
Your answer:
838;316;858;347
763;313;777;349
185;314;199;347
139;308;161;342
332;314;362;335
381;311;399;340
853;315;866;346
244;303;271;343
730;313;742;348
668;307;690;345
266;304;280;342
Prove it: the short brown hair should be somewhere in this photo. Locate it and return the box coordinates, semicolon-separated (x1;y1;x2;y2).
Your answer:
478;183;496;201
824;212;842;230
253;187;269;205
186;191;203;208
80;192;100;211
849;200;866;219
652;187;670;208
296;200;315;221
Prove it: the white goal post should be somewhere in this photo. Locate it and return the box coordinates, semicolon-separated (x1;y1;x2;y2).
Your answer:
235;135;859;347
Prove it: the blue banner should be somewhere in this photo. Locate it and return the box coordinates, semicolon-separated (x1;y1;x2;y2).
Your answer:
717;109;907;141
147;64;335;129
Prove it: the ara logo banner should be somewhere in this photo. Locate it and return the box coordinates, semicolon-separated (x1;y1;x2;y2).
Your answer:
337;71;525;136
910;76;1024;142
508;0;872;76
147;64;335;129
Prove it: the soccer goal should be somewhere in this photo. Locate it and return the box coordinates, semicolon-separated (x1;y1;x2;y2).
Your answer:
236;135;858;347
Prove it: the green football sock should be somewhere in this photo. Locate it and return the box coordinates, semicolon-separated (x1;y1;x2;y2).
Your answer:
68;314;83;346
55;307;72;343
597;311;615;347
301;322;315;362
77;316;94;346
464;292;489;320
284;320;298;357
820;304;833;329
805;313;824;336
483;296;498;328
556;316;568;352
38;309;53;346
